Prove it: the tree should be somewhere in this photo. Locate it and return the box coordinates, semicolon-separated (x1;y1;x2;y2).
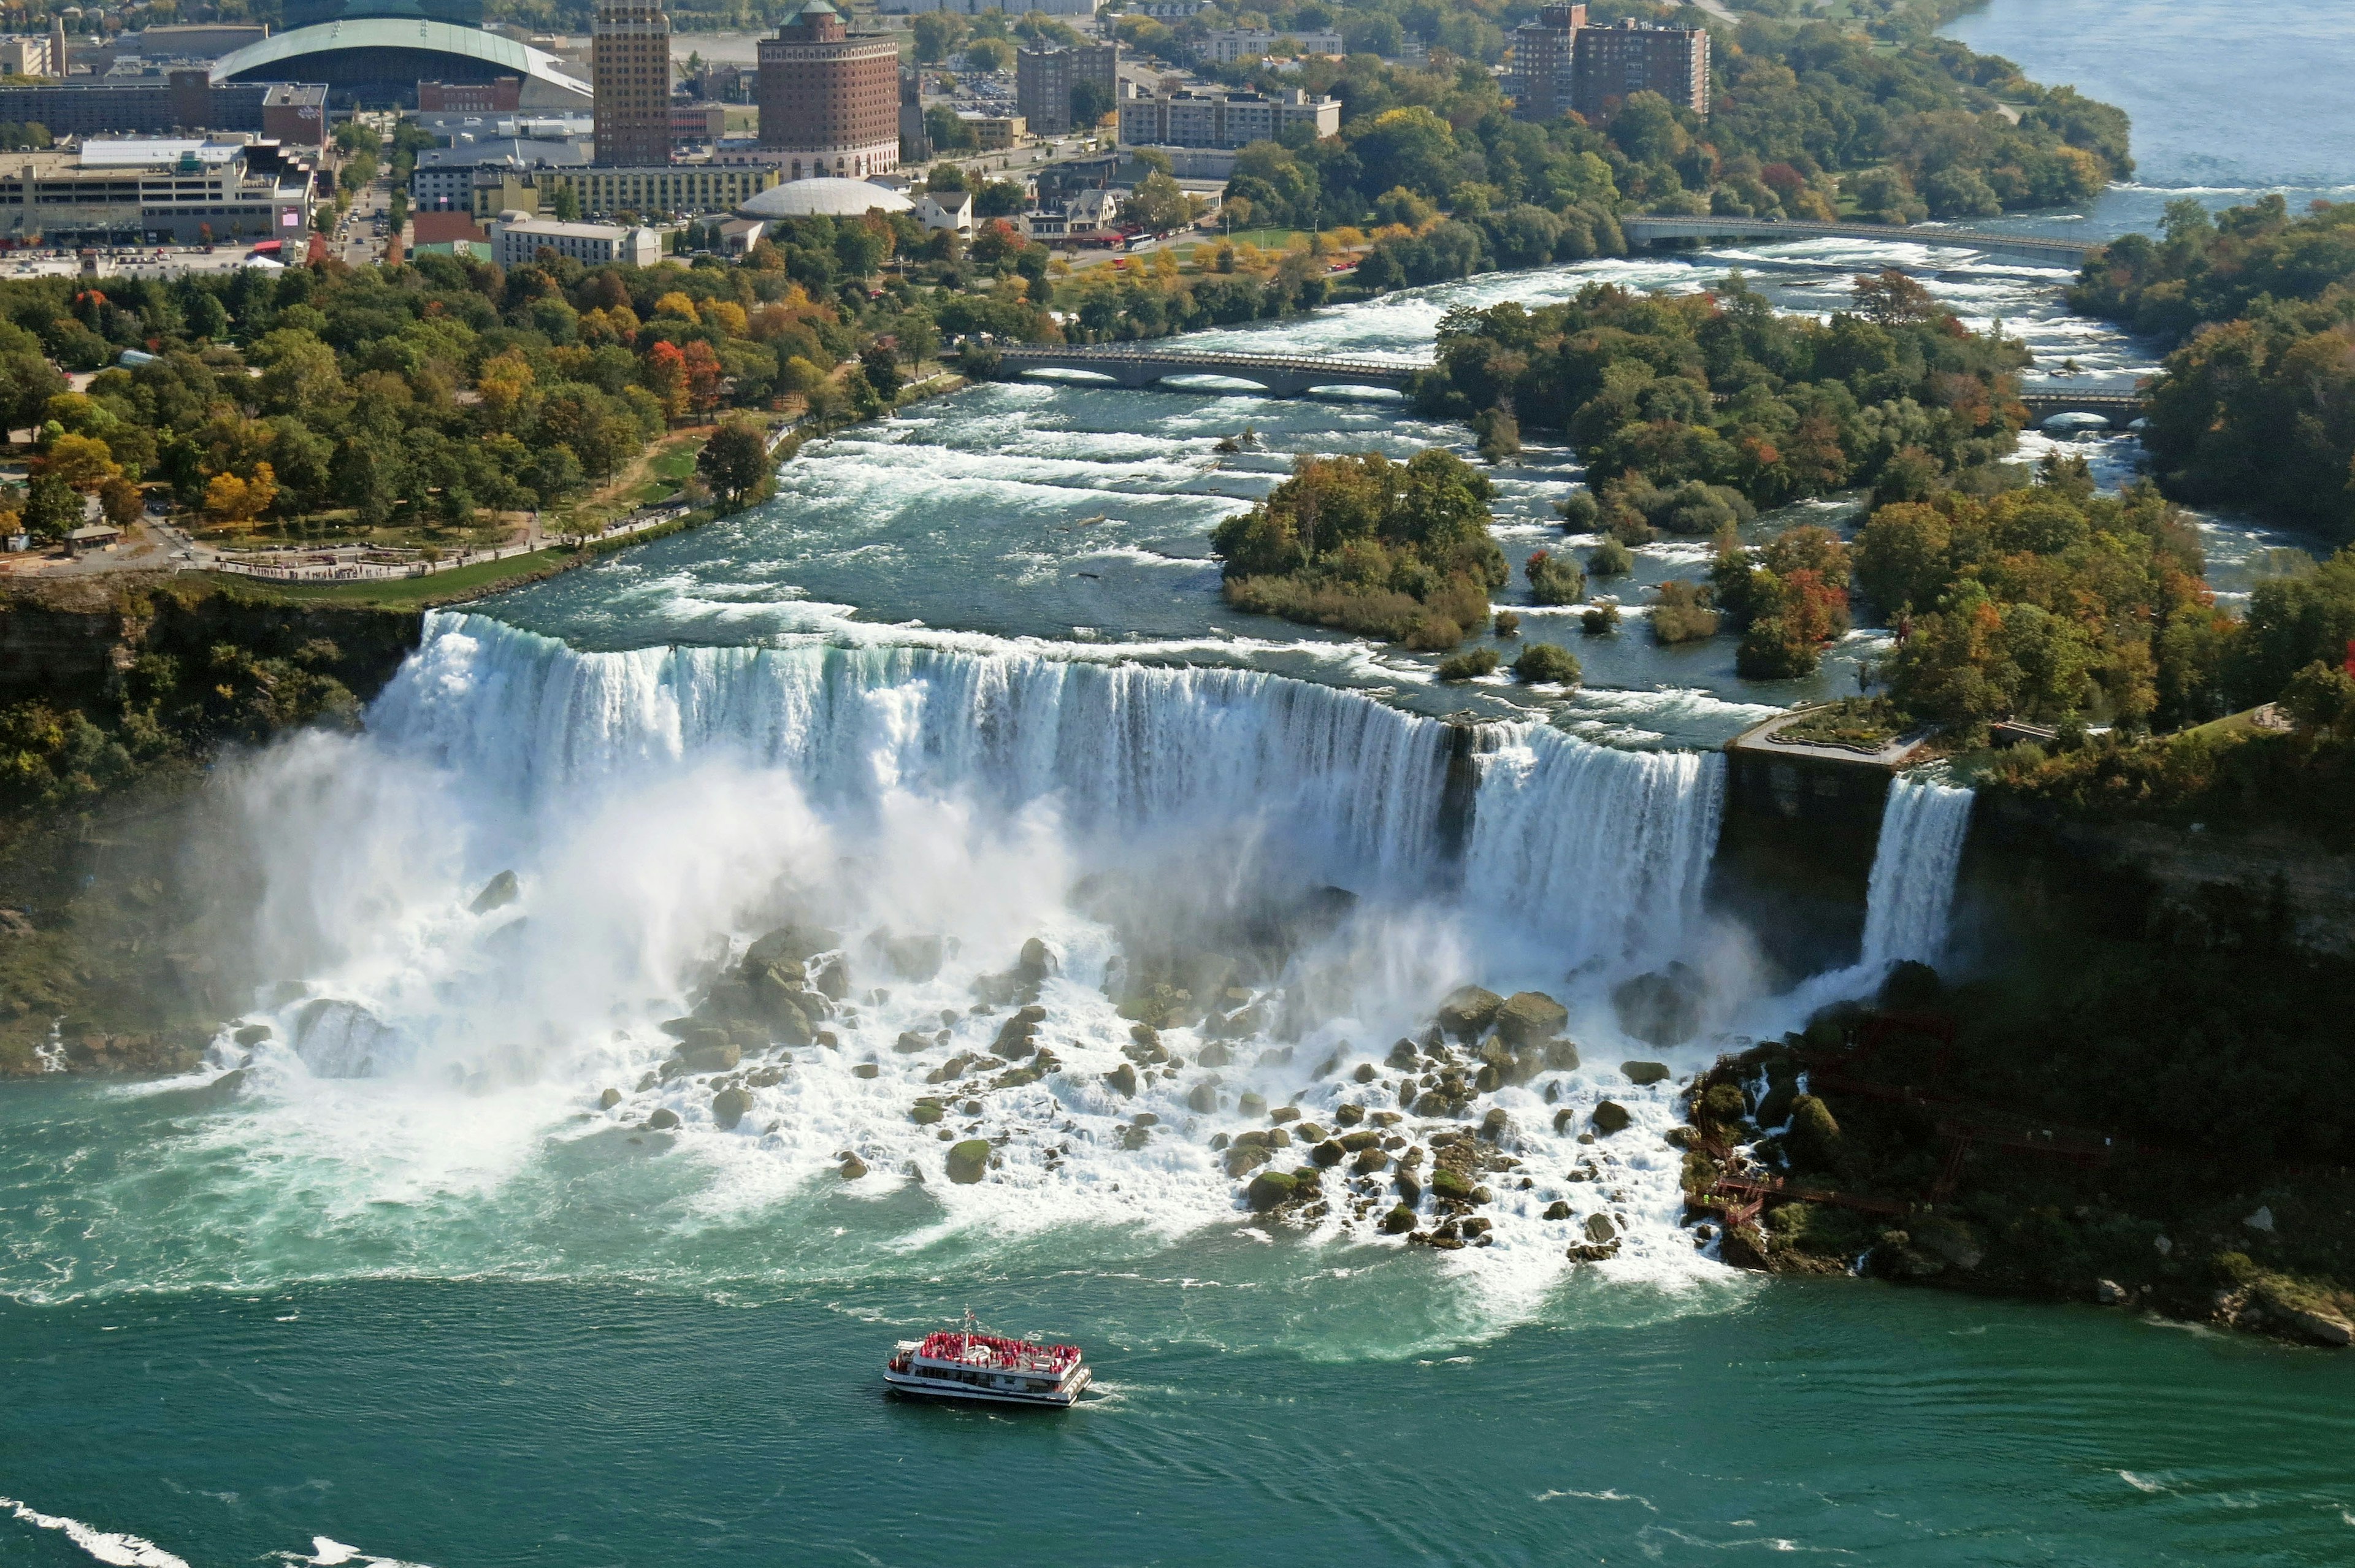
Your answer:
552;184;582;223
98;476;144;529
1120;171;1198;235
696;420;770;509
1070;78;1114;128
681;340;726;416
21;475;78;542
40;432;120;492
202;462;278;529
645;340;691;424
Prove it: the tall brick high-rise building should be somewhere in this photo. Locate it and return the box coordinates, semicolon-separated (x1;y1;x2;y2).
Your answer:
1015;40;1117;137
756;0;900;180
592;0;672;168
1508;4;1585;123
1511;6;1708;125
1572;18;1709;121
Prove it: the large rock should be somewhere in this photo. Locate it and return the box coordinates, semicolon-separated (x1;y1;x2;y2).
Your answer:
1436;985;1504;1040
1016;938;1058;984
946;1139;992;1184
1380;1203;1417;1234
676;1038;741;1074
1105;1063;1137;1097
1246;1170;1298;1211
645;1107;680;1131
711;1085;752;1131
746;922;842;972
1495;990;1568;1047
1610;965;1702;1047
470;870;519;914
1591;1100;1631;1136
1583;1212;1618;1244
1621;1060;1671;1086
1430;1165;1474;1203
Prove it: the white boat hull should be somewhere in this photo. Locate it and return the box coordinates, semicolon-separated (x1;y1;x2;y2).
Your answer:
883;1367;1092;1409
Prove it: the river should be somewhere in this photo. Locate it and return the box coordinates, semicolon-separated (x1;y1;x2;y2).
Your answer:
3;1;2352;1562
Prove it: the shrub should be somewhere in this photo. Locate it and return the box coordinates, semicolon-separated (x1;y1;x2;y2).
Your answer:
1526;548;1585;605
1587;535;1634;576
1650;580;1720;644
1492;610;1520;638
1437;648;1499;681
1553;489;1600;533
1582;603;1621;635
1512;642;1581;685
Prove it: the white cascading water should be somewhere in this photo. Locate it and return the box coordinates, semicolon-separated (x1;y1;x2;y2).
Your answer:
1461;723;1725;968
186;612;1740;1304
1856;776;1977;972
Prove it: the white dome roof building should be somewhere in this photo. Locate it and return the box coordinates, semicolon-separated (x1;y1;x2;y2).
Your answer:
736;177;914;221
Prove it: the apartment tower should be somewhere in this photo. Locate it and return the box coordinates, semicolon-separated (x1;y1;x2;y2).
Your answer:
756;0;900;180
592;0;672;168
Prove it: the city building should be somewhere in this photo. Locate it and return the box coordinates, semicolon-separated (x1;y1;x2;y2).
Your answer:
876;0;1098;13
0;137;314;245
1130;1;1201;15
0;35;57;77
1117;86;1338;150
1019;183;1119;240
671;101;727;146
1508;3;1583;123
1572;18;1707;120
1511;6;1708;123
955;110;1025;150
1193;29;1342;64
0;76;327;145
756;1;900;181
898;66;928;163
418;76;522;111
210;21;591;109
410;137;589;208
592;0;672;166
1014;40;1117;136
491;214;660;266
468;160;779;219
913;186;970;234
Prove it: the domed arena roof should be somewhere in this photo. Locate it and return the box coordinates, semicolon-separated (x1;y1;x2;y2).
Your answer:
738;177;914;220
210;20;592;109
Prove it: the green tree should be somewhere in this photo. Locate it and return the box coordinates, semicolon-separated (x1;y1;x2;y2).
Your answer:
695;419;770;509
21;474;78;542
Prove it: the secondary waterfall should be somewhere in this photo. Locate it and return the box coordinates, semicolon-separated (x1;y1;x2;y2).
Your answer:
1857;776;1976;972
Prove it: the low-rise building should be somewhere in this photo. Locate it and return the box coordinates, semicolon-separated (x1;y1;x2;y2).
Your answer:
411;138;591;210
0;75;327;145
418;77;524;112
1117;86;1337;150
490;215;660;267
1193;29;1343;64
955;110;1025;150
914;187;972;234
671;101;728;146
0;35;57;76
469;161;781;220
0;136;313;246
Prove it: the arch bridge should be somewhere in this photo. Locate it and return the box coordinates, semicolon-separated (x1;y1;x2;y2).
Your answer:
993;345;1419;398
1620;215;2093;269
2017;391;2143;428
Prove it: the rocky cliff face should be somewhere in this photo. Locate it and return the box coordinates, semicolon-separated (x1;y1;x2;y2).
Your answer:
1965;798;2355;959
0;575;422;707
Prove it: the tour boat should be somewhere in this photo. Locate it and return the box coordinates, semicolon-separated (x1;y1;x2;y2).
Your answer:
884;1315;1092;1408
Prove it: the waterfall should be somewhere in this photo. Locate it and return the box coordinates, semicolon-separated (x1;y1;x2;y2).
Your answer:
364;613;1726;960
1857;776;1976;972
1461;723;1725;966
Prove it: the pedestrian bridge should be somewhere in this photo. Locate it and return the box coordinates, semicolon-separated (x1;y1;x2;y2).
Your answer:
995;345;1420;397
1620;215;2094;269
2018;390;2143;427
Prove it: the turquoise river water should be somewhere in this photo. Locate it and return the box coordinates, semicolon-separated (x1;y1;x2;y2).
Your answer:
4;2;2353;1562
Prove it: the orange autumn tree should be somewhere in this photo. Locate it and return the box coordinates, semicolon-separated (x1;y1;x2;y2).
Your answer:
645;340;691;424
681;340;724;418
